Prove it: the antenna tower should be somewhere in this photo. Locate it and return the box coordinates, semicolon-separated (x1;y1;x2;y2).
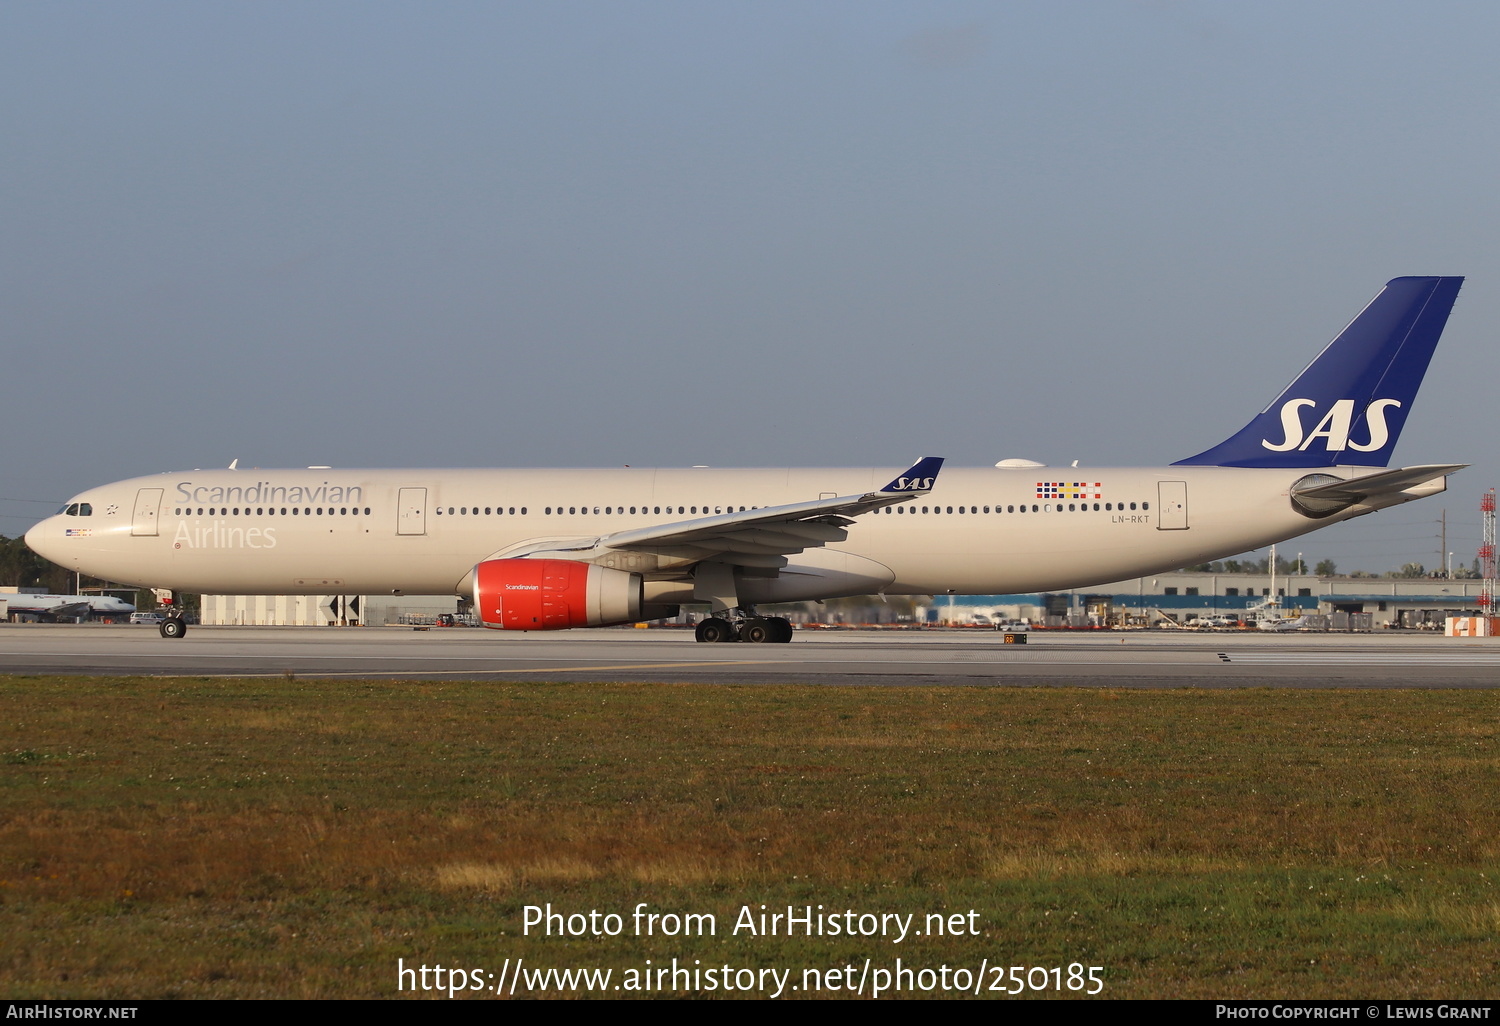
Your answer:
1480;489;1496;615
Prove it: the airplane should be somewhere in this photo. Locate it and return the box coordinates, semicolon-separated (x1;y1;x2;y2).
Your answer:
1;591;135;622
1257;614;1319;632
24;276;1465;643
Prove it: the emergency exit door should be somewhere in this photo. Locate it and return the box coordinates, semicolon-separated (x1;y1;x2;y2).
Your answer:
1157;481;1188;530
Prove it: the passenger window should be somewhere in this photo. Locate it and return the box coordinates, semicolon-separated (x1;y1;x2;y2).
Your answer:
1142;502;1150;510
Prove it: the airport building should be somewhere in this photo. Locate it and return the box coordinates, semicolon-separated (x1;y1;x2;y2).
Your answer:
919;572;1489;629
200;593;458;626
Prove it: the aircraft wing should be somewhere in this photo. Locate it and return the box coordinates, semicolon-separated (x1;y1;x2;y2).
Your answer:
42;602;91;621
487;457;944;570
1292;464;1467;503
600;456;944;567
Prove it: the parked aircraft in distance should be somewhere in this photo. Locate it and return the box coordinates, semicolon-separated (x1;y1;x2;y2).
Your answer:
26;277;1465;643
2;591;135;622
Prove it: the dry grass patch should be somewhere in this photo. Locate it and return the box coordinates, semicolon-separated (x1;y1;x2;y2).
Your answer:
3;677;1500;998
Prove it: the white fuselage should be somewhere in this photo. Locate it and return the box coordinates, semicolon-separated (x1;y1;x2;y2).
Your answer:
24;464;1429;600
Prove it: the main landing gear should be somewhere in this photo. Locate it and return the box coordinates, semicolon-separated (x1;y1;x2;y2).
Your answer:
694;614;793;643
690;564;791;642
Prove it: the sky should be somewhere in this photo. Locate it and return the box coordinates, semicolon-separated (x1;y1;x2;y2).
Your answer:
3;0;1498;574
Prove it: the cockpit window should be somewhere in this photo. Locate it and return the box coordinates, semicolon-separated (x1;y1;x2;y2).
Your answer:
62;503;79;516
77;503;92;516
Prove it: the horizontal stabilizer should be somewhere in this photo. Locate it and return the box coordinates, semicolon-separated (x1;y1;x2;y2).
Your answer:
1292;464;1466;503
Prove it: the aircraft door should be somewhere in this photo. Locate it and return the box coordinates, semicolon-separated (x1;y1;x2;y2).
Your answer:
397;488;427;535
131;488;163;537
1157;481;1188;530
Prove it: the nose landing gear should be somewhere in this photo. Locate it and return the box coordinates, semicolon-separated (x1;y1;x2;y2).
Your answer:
153;588;187;639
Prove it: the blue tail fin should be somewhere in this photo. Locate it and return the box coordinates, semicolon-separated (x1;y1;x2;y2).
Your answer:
1174;276;1464;468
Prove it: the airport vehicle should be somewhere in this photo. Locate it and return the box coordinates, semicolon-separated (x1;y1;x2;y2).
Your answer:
1194;616;1238;628
1;592;135;622
25;277;1465;643
129;611;165;625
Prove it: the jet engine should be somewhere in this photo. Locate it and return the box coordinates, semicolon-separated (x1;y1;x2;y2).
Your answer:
472;558;643;630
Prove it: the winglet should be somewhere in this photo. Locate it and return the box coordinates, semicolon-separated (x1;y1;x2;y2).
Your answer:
878;457;944;495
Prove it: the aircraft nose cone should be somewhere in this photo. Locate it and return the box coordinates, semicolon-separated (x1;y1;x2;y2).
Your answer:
24;518;61;563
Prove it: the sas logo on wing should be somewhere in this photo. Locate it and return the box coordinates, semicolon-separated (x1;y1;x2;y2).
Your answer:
1260;398;1401;453
888;477;935;492
1038;482;1102;500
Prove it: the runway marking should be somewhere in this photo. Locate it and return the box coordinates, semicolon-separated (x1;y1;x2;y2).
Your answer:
221;660;781;677
1223;653;1500;665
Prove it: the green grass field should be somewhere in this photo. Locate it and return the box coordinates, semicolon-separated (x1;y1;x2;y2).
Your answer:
2;676;1497;998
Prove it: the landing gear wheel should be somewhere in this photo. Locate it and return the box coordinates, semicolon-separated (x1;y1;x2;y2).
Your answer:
740;617;773;643
767;617;794;643
159;617;187;639
695;617;737;643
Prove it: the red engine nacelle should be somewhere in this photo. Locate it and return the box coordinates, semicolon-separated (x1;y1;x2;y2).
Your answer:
473;558;642;630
